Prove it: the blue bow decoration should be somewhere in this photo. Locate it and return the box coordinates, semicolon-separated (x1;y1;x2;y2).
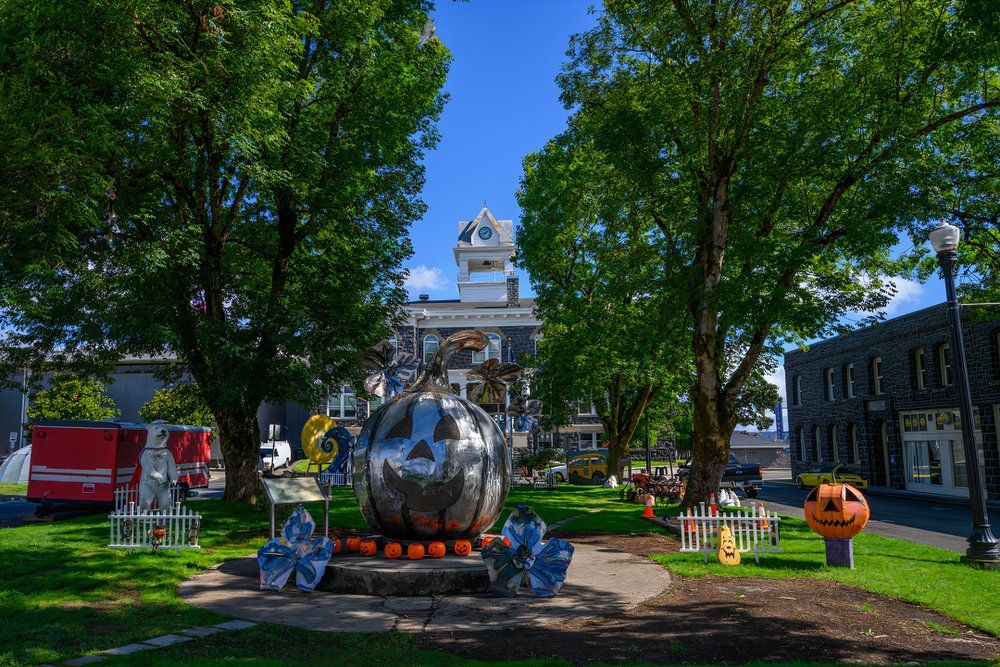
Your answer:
258;505;333;592
482;504;573;597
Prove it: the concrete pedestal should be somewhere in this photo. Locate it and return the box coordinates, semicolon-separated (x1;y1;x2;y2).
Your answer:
824;537;855;568
317;553;490;596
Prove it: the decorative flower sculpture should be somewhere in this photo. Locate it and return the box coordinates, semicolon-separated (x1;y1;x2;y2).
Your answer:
481;504;574;597
258;505;333;592
507;396;543;432
467;358;523;405
362;340;418;398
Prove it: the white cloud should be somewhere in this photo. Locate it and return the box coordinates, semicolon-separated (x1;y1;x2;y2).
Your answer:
882;276;924;315
404;265;447;292
767;364;787;405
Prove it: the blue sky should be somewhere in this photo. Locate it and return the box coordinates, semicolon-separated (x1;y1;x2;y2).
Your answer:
405;1;950;416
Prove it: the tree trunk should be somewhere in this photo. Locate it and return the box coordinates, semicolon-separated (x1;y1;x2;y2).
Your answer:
682;388;735;509
217;409;262;503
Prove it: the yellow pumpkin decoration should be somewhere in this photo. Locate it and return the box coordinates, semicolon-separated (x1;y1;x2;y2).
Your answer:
717;525;741;566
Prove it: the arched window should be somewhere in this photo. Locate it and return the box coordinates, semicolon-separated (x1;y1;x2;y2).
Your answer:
797;427;806;460
812;425;821;461
912;348;926;390
829;425;839;462
850;423;861;463
872;356;884;395
939;343;953;386
843;363;855;398
472;333;502;364
422;334;438;363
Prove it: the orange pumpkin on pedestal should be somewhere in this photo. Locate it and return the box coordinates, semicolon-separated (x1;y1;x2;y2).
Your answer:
428;541;446;558
384;542;403;559
804;483;870;539
346;537;362;552
453;539;472;556
359;539;378;557
407;543;426;560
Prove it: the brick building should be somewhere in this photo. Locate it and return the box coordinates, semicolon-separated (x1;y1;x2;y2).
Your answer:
785;303;1000;500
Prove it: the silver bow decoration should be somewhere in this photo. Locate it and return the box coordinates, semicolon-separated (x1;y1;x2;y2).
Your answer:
362;340;417;398
257;505;333;592
482;504;574;597
467;358;523;405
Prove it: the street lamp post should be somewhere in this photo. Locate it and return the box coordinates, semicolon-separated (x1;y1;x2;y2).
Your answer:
929;221;1000;568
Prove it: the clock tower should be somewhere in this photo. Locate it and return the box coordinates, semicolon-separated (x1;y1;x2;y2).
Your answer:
454;204;517;303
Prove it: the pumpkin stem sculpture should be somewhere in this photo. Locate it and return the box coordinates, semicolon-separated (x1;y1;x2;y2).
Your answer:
353;330;515;540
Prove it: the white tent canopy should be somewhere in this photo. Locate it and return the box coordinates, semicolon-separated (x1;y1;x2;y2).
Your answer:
0;445;30;484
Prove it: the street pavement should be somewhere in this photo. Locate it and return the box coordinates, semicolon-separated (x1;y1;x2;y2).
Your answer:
756;482;1000;553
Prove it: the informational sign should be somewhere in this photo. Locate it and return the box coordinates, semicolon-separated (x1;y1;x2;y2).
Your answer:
774;402;784;440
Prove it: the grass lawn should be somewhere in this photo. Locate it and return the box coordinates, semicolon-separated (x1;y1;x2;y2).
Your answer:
0;482;26;496
3;484;999;666
655;505;1000;638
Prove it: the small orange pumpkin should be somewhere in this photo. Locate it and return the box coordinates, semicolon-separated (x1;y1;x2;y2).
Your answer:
453;539;472;556
407;543;426;560
346;536;362;552
331;538;343;555
359;539;378;557
502;536;512;547
804;483;870;539
428;541;446;558
384;542;403;559
481;535;495;548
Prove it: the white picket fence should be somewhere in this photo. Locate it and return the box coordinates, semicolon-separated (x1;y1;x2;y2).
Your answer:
113;484;185;512
108;502;202;553
318;471;352;487
677;502;781;564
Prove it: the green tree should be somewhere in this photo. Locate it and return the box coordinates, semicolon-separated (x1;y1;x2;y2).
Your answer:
139;384;215;434
0;1;449;501
517;135;692;478
26;374;120;426
535;0;1000;506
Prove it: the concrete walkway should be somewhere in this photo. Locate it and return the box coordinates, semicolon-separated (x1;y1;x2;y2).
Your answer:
177;544;672;633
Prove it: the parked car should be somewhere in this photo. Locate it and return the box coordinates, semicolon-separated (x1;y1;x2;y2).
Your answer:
796;463;868;489
543;463;567;483
259;440;292;473
677;452;763;498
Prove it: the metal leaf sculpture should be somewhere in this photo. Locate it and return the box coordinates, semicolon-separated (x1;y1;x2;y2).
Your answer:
258;505;334;592
361;340;418;398
467;358;523;404
481;504;574;597
507;396;543;432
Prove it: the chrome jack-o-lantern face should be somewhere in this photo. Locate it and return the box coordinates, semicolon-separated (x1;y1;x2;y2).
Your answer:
353;331;514;540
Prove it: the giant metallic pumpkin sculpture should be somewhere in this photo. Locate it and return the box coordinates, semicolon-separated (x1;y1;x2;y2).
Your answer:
353;331;513;540
803;483;870;539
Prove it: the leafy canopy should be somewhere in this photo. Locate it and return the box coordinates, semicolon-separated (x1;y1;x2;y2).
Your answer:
26;374;120;424
139;384;215;432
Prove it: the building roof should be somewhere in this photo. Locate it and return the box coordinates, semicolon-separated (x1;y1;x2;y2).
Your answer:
730;431;785;448
457;205;514;245
405;297;536;312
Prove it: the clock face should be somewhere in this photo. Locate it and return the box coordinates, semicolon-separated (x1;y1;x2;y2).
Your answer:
477;226;493;241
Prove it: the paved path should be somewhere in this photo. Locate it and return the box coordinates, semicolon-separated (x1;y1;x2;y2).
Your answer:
178;543;672;633
757;483;1000;552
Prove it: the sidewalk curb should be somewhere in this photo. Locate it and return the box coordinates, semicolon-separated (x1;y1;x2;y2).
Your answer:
766;480;1000;509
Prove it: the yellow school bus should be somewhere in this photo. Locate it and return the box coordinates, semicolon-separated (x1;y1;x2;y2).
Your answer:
567;448;609;485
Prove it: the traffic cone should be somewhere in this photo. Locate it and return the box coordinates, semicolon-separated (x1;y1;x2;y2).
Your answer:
758;502;769;530
685;508;696;533
709;493;718;516
642;493;656;518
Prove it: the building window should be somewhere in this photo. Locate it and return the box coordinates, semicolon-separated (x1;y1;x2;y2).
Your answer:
829;425;839;462
422;334;438;363
872;357;884;395
388;336;398;360
792;375;802;406
797;427;806;460
824;368;835;401
913;348;926;391
327;386;356;419
939;343;953;387
812;425;821;461
844;363;855;398
578;432;604;449
471;333;502;364
577;401;596;416
850;423;860;463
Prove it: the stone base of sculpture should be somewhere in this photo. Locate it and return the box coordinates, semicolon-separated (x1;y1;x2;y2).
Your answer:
318;553;490;596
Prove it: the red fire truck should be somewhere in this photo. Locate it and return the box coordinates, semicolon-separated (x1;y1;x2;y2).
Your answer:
27;421;212;504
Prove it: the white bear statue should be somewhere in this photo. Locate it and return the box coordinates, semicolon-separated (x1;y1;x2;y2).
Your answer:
138;421;178;513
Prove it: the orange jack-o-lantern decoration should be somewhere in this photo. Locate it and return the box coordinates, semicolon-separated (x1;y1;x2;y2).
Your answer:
453;539;472;556
428;541;446;558
804;483;870;539
359;539;378;557
384;542;403;559
407;543;426;560
346;536;362;552
331;538;343;555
